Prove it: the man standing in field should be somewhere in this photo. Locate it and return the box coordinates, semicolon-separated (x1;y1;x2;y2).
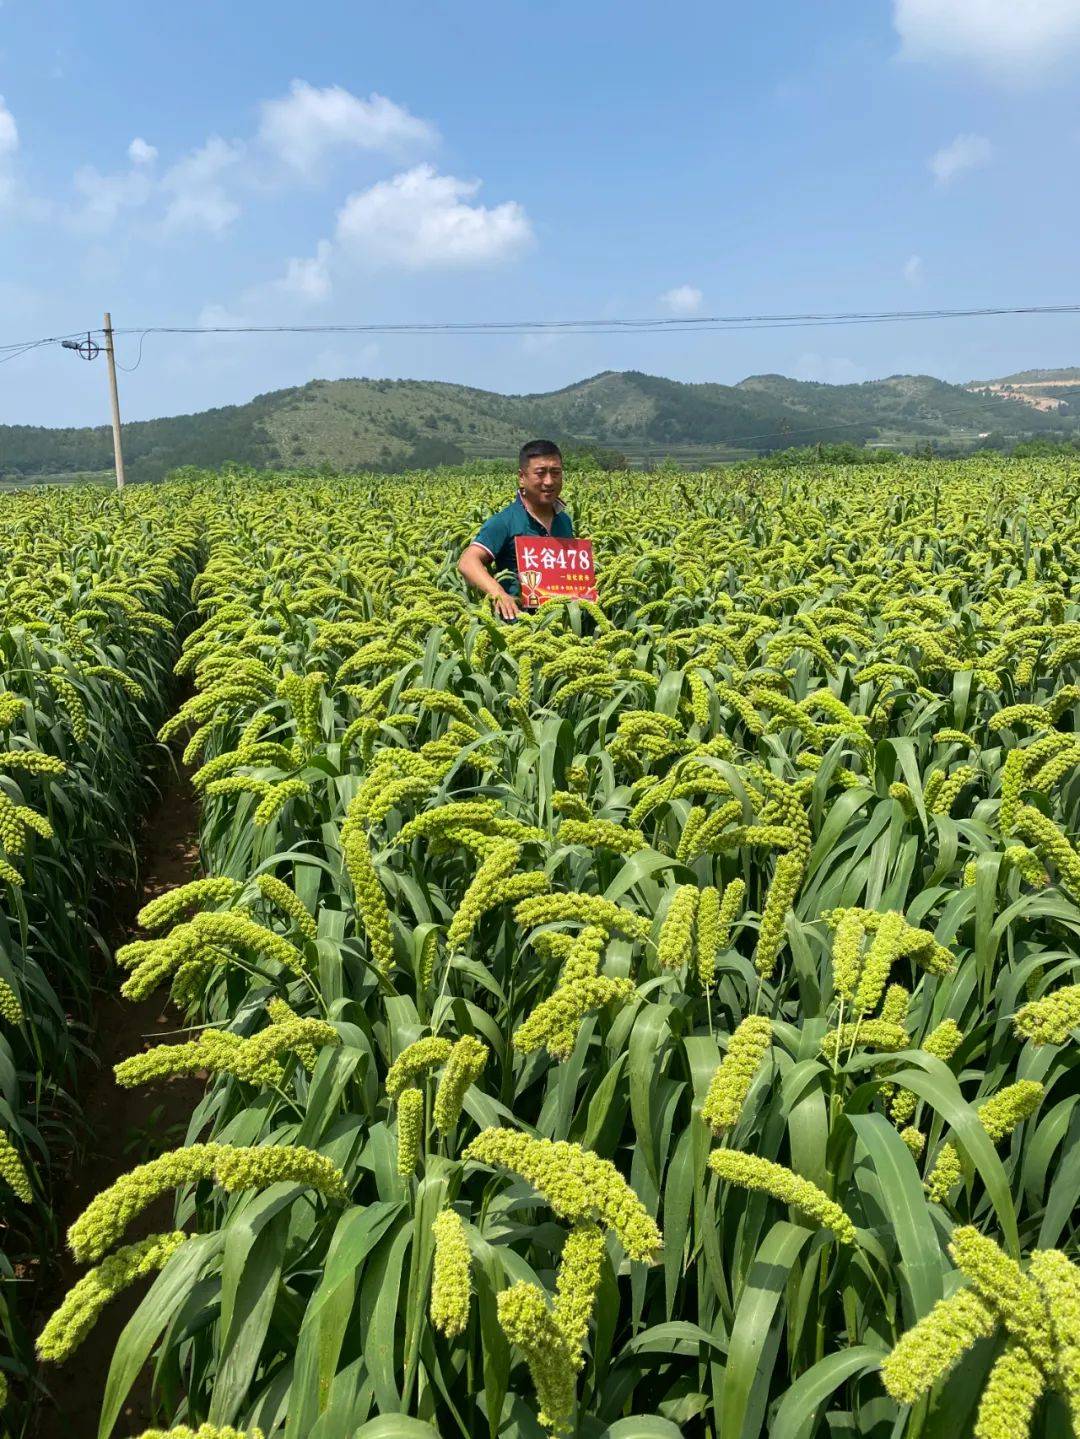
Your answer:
458;439;574;620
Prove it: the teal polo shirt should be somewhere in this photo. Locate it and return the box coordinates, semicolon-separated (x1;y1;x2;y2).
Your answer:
473;494;575;595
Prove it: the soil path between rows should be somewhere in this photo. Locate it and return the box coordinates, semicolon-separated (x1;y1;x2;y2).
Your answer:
32;752;204;1439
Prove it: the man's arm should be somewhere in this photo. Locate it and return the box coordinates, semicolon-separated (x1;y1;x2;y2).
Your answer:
458;543;521;621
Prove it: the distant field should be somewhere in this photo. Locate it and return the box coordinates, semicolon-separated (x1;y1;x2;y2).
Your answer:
0;469;113;489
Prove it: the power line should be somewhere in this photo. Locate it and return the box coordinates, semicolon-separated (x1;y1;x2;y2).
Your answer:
109;301;1080;341
0;299;1074;363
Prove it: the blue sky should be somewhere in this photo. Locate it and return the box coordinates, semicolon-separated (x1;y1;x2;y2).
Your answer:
1;0;1079;425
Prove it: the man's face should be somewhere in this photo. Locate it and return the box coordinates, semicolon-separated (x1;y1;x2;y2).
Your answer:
519;455;564;509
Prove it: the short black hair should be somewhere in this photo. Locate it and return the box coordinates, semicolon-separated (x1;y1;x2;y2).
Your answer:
518;439;562;469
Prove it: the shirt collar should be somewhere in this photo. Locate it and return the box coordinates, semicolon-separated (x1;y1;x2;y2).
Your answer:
516;491;566;524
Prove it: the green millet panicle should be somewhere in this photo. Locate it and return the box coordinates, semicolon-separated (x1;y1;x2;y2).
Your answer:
1014;984;1080;1045
190;742;298;790
47;671;88;743
114;1038;215;1088
497;1283;576;1434
464;1129;662;1262
266;998;320;1069
227;1018;340;1084
551;791;591;822
68;1144;345;1263
0;1129;32;1202
881;1286;996;1403
130;1427;265;1439
0;978;23;1025
1012;805;1080;900
831;910;867;1002
676;806;707;864
554;1222;606;1368
446;841;521;952
925;1018;964;1059
754;851;805;980
433;1035;488;1131
1028;1249;1080;1430
977;1081;1043;1142
341;829;395;972
694;885;721;987
989;704;1052;734
418;928;439;991
881;983;910;1025
974;1344;1045;1439
922;770;945;811
137;877;242;932
395;800;503;845
950;1226;1055;1374
513;974;635;1060
566;762;588;791
900;1127;925;1159
556;817;646;855
37;1231;187;1362
657;885;699;971
256;873;318;942
820;1019;909;1062
396;1087;424;1177
430;1208;472;1338
700;1017;772;1133
890;1022;961;1122
0;693;23;728
708;1148;856;1244
188;910;307;975
929;765;978;817
514;892;652;942
889;781;917;819
849;911;904;1013
385;1037;453;1099
0;856;23;887
925;1142;963;1203
253;777;310;826
934;728;977;748
1003;844;1050;888
0;749;67;778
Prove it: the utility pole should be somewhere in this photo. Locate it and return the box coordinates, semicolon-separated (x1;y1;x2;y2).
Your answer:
102;312;126;490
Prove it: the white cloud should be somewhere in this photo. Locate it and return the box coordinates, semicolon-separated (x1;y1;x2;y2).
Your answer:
660;284;703;316
128;137;157;166
258;81;436;170
160;136;244;234
0;96;17;157
521;332;562;355
894;0;1080;82
903;254;924;286
197;302;247;329
277;239;333;301
71;161;155;232
0;96;17;204
929;133;992;185
334;164;532;267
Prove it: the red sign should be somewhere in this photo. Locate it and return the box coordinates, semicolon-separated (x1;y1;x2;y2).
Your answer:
514;535;598;607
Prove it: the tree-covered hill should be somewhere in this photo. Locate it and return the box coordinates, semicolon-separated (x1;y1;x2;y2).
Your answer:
2;366;1076;483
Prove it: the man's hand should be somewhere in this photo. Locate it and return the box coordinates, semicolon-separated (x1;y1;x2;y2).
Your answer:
457;543;522;620
492;590;521;622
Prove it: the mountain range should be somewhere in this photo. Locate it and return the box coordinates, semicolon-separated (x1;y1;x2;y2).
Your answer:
2;366;1078;484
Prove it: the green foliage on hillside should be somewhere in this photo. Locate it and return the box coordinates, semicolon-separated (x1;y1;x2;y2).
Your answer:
1;367;1076;483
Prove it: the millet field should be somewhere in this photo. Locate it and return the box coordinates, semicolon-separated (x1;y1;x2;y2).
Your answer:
0;457;1079;1439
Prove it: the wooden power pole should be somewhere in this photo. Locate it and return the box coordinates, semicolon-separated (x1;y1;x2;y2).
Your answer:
102;312;126;490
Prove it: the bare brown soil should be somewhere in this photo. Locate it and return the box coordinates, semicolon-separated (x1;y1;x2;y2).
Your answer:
31;756;205;1438
968;381;1076;412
